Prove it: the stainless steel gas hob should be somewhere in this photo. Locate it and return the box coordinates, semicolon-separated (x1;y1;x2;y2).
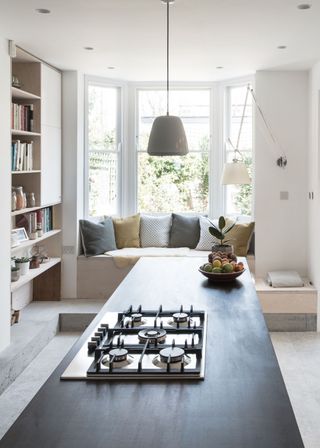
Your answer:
61;305;207;380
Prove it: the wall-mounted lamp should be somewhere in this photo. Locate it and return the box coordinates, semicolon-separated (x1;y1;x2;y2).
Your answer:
221;84;288;186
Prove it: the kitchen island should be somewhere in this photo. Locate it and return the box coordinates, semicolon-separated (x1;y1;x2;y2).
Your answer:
0;257;304;448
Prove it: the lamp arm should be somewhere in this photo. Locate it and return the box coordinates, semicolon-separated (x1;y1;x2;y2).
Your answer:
235;84;250;151
248;85;287;168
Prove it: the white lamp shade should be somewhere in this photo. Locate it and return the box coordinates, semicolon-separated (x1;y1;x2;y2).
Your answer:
147;115;188;156
221;162;251;185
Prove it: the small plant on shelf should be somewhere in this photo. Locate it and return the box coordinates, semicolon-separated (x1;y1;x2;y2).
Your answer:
13;256;31;276
11;265;20;282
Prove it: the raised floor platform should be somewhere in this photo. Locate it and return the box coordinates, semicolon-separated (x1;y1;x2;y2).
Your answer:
255;278;318;331
0;300;104;394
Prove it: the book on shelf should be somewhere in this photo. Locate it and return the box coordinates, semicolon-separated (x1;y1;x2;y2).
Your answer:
11;103;34;132
12;140;33;171
15;207;53;235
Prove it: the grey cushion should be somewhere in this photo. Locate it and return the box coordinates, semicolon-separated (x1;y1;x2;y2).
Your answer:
169;214;200;249
80;218;117;256
140;214;172;247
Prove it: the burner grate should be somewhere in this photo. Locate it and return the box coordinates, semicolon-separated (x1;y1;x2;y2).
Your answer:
85;306;206;379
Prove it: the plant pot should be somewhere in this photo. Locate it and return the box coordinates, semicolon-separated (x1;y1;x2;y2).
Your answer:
16;261;30;276
211;244;234;256
11;268;20;282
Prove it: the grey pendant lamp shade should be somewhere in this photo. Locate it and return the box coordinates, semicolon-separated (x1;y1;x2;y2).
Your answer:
147;0;188;156
147;115;188;156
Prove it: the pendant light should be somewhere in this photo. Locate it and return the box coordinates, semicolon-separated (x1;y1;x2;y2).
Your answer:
147;0;188;156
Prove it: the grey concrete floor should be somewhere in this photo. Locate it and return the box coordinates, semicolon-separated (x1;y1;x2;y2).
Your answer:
0;332;319;447
271;332;320;448
0;332;80;440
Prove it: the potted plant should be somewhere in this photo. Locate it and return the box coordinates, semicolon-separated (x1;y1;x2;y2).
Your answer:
208;216;236;255
14;256;30;276
11;266;20;282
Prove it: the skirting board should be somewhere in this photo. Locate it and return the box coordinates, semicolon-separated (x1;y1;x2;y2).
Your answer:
264;313;317;332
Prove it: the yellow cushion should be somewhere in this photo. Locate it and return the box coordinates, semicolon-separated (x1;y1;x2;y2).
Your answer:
113;214;140;249
225;221;255;256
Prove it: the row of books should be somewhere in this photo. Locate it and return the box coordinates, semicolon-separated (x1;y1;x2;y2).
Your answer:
12;140;34;171
16;207;53;235
11;103;34;132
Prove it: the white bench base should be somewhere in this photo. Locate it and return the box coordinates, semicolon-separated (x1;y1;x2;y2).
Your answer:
255;277;318;331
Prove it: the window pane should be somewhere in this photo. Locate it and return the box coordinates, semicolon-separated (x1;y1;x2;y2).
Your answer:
137;90;210;213
138;90;210;152
87;84;119;216
88;151;118;217
138;153;209;213
226;85;253;216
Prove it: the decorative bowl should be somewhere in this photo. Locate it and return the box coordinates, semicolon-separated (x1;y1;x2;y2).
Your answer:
198;267;245;282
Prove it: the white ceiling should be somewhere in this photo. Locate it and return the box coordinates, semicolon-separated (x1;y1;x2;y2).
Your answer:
0;0;319;81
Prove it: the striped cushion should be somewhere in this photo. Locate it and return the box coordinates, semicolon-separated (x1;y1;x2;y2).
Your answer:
140;214;172;247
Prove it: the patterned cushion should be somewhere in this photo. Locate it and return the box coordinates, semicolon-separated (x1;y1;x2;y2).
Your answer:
140;214;172;247
196;216;217;251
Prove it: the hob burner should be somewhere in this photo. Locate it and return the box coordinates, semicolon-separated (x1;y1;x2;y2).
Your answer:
102;348;133;368
172;312;188;323
131;313;143;322
109;348;128;362
138;328;167;344
160;346;185;363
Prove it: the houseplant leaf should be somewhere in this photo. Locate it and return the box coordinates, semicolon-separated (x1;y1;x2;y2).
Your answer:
224;221;237;234
209;227;224;240
218;216;226;230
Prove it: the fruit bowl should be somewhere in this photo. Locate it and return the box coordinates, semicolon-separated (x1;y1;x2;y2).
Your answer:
198;266;245;282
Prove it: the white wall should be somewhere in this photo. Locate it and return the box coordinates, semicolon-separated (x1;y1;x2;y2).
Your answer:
308;63;320;328
255;71;309;278
0;38;11;350
61;71;84;298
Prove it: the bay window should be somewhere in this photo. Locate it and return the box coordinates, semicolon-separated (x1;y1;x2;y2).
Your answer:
84;79;253;219
137;89;211;213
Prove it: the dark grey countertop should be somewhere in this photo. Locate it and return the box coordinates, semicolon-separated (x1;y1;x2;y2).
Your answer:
0;257;304;448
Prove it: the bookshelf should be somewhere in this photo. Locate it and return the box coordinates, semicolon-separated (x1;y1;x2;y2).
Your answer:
11;47;62;306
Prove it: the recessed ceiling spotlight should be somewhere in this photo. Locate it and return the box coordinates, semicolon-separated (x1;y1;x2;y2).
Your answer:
297;3;312;9
35;8;51;14
84;47;94;51
277;45;287;49
216;66;224;69
107;66;115;70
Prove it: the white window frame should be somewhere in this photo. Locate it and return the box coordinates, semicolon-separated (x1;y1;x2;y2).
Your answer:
84;75;126;218
131;82;215;216
219;76;255;218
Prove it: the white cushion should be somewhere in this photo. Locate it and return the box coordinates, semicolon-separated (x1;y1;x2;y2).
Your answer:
105;247;191;257
140;214;172;247
195;216;217;251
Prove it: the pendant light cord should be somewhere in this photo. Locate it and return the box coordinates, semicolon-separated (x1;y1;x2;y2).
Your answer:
166;0;170;116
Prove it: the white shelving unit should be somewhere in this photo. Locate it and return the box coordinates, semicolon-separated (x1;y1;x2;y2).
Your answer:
11;257;61;292
11;47;62;305
11;130;41;137
11;201;60;217
12;170;41;174
11;229;61;255
12;86;41;101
